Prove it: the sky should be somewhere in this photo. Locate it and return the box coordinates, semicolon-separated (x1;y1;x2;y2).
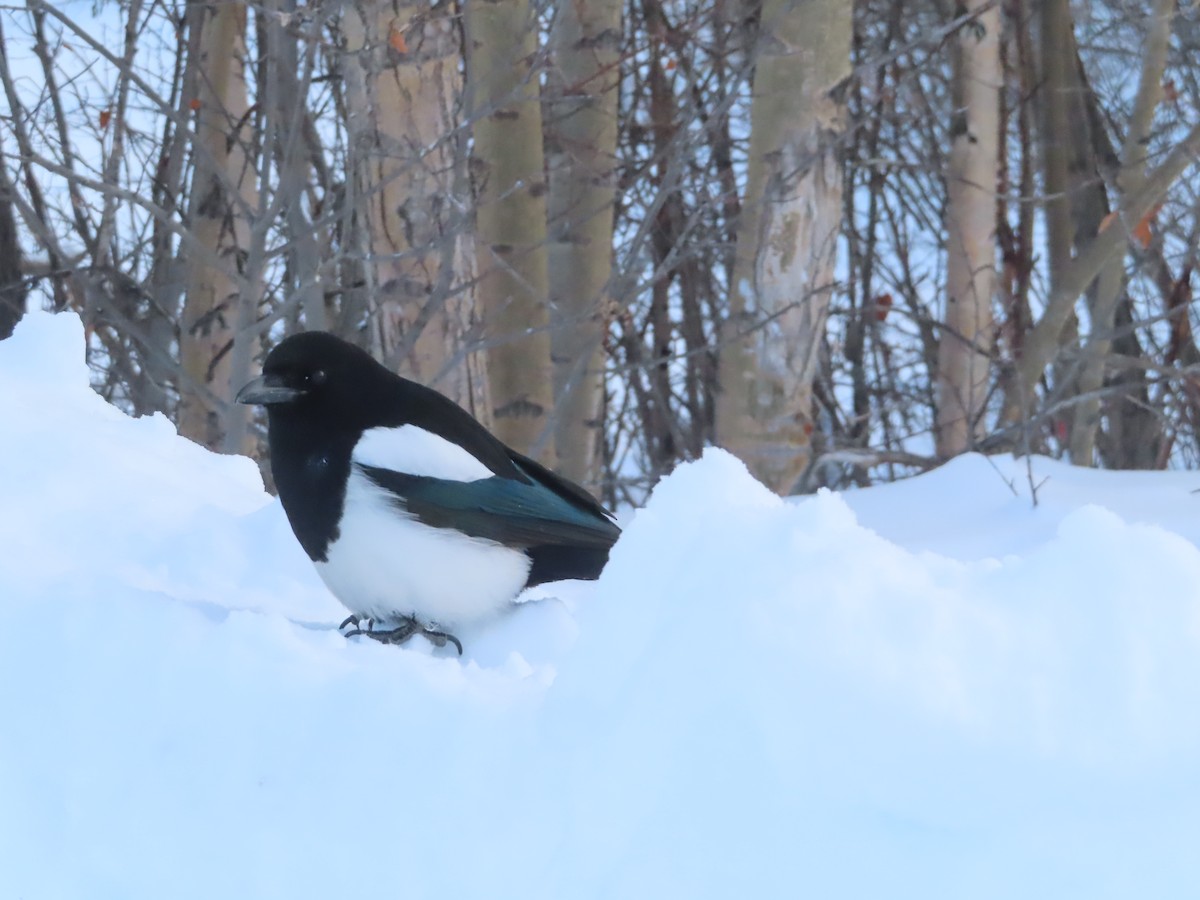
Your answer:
2;309;1200;899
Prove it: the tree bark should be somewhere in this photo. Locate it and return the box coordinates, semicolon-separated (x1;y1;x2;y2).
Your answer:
1038;0;1074;309
935;0;999;457
546;0;621;489
1017;0;1080;449
465;0;554;461
1024;1;1160;466
0;128;25;340
1010;118;1200;419
714;0;851;494
179;0;258;453
342;0;489;418
265;0;327;332
1069;0;1174;466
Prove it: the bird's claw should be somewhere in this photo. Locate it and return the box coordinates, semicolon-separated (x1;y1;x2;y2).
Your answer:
339;615;462;656
420;629;464;656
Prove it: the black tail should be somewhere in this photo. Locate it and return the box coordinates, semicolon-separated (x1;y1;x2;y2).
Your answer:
525;544;613;587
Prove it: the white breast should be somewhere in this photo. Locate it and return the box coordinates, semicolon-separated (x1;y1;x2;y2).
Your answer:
315;466;531;629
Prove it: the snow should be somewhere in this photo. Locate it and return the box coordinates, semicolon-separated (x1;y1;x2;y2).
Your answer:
3;310;1200;898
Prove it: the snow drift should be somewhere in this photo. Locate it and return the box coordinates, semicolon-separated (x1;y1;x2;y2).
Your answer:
3;311;1200;898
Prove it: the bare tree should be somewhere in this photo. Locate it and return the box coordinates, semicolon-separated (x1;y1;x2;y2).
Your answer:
0;128;24;340
546;0;622;490
1069;0;1175;465
341;0;489;416
715;0;852;493
5;0;1200;500
465;0;555;461
935;0;999;456
180;0;259;453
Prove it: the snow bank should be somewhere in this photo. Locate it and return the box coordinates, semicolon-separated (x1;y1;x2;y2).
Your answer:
2;311;1199;899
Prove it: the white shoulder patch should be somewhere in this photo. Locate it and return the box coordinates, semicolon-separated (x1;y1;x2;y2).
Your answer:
351;425;493;482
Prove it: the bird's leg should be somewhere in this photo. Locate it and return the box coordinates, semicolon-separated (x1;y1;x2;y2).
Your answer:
341;616;399;640
338;614;359;631
362;618;421;645
341;616;463;656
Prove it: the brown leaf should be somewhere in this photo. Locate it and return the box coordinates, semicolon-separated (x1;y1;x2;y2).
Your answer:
388;24;408;53
1133;202;1164;249
189;97;202;111
99;109;111;130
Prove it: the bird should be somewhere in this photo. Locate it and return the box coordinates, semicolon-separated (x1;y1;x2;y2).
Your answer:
235;331;621;653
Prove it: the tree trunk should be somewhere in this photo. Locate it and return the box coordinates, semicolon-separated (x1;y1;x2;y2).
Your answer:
265;0;327;332
1016;0;1080;450
465;0;554;461
546;0;621;489
1037;0;1074;324
1008;127;1200;433
179;0;257;453
714;0;851;494
935;0;999;457
1026;0;1162;466
341;0;489;418
0;129;24;340
1074;63;1163;470
1069;0;1174;466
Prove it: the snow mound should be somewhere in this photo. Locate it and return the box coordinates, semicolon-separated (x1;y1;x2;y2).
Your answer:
3;311;1200;899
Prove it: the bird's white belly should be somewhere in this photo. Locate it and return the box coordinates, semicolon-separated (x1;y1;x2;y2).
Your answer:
315;468;531;629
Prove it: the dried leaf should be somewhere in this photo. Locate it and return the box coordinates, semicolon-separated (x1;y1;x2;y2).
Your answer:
189;98;202;111
99;109;111;130
872;293;893;322
388;24;408;53
1133;202;1164;249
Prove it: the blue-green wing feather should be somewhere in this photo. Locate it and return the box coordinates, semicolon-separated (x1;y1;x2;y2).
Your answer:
358;464;620;551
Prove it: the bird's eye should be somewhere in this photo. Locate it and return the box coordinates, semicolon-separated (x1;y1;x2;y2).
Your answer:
308;369;328;387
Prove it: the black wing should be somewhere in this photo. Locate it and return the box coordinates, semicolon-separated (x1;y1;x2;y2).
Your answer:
359;465;620;552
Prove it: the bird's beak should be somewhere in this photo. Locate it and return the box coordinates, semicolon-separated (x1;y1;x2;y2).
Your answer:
235;373;306;406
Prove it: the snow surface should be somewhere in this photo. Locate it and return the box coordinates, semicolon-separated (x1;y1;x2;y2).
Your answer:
3;311;1200;898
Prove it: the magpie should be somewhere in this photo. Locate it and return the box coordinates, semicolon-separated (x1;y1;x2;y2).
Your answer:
236;331;620;652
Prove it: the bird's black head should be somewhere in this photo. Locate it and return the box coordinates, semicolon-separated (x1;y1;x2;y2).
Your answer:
237;332;396;563
236;331;388;428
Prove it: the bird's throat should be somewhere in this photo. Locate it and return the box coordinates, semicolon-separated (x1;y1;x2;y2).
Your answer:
268;415;355;562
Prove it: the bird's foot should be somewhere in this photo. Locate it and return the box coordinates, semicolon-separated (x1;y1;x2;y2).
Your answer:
340;615;462;656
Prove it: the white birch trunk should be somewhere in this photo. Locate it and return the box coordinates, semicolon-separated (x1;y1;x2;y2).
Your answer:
180;1;257;453
546;0;621;488
342;0;489;418
466;0;554;461
935;0;1000;457
714;0;850;494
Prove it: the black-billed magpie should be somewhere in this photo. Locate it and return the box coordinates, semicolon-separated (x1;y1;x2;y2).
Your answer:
236;331;620;652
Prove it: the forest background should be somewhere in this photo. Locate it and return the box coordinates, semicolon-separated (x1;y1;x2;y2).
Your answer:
1;0;1197;504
